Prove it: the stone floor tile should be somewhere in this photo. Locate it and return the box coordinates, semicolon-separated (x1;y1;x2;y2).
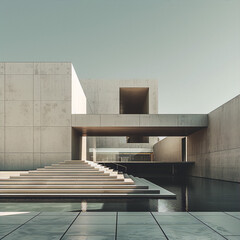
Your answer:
225;212;240;219
26;215;75;225
0;212;39;216
155;215;200;225
80;212;116;216
190;212;228;216
66;224;115;236
152;212;190;216
62;236;114;240
118;212;151;216
3;233;63;240
226;212;240;215
117;224;166;240
0;215;33;224
161;224;226;240
194;215;240;236
0;225;20;238
225;236;240;240
2;224;69;240
40;212;79;216
118;215;157;225
74;216;116;225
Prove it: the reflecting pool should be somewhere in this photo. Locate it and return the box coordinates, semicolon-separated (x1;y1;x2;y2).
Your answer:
0;176;239;212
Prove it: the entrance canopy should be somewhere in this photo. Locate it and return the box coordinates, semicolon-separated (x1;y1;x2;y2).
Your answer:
72;114;208;136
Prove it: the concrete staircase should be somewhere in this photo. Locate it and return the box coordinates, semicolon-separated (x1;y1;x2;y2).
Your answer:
0;160;171;199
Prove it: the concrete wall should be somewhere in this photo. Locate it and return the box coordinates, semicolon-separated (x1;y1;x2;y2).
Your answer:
0;62;73;170
153;137;183;162
79;79;159;162
80;79;158;114
188;94;240;182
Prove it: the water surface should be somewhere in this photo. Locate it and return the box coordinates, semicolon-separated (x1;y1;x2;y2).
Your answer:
0;176;239;212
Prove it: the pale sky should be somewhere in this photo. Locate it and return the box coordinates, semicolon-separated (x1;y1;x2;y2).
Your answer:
0;0;240;114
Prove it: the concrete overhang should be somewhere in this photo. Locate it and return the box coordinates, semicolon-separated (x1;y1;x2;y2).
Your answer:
72;114;208;136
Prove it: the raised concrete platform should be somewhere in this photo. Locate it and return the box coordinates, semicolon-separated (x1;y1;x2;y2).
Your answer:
0;160;175;200
72;114;208;136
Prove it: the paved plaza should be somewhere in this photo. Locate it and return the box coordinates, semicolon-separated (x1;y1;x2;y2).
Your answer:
0;211;240;240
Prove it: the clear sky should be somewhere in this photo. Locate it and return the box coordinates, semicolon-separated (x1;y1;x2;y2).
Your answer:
0;0;240;113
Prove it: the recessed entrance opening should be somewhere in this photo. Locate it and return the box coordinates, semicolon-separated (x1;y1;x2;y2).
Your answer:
120;88;149;114
126;136;149;143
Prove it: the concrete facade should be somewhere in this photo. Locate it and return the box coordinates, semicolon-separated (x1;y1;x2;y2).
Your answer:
0;62;209;171
153;137;183;162
80;79;158;114
0;63;73;170
78;79;159;162
187;94;240;182
73;79;207;162
152;94;240;182
0;63;163;168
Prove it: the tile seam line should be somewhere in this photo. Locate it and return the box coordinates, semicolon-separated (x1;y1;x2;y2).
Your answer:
0;212;41;240
188;212;228;239
115;212;118;240
224;212;240;221
59;211;81;240
150;212;169;240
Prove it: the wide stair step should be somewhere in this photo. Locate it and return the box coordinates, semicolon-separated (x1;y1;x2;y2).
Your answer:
0;160;172;199
0;180;135;185
0;189;159;194
9;177;123;180
0;185;148;189
20;172;112;176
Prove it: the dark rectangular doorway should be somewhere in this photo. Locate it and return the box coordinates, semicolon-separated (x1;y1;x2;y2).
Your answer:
120;88;149;114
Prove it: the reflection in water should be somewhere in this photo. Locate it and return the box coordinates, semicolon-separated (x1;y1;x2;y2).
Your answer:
81;201;87;212
0;199;158;212
0;176;239;212
149;176;240;212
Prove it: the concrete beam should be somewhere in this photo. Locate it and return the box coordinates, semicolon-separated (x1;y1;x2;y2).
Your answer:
72;114;208;136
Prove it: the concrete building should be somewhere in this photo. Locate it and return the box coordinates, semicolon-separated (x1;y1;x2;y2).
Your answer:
153;94;240;182
0;62;239;183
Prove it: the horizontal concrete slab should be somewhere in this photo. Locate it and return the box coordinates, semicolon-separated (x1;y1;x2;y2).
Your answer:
0;159;175;199
0;189;160;194
72;114;208;136
0;185;148;189
0;181;135;185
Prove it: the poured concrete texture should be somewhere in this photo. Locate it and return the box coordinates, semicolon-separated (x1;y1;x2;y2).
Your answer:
80;79;158;114
0;62;210;169
0;211;239;239
0;62;73;170
72;114;208;127
153;137;183;162
79;79;160;162
72;114;208;136
188;94;240;182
